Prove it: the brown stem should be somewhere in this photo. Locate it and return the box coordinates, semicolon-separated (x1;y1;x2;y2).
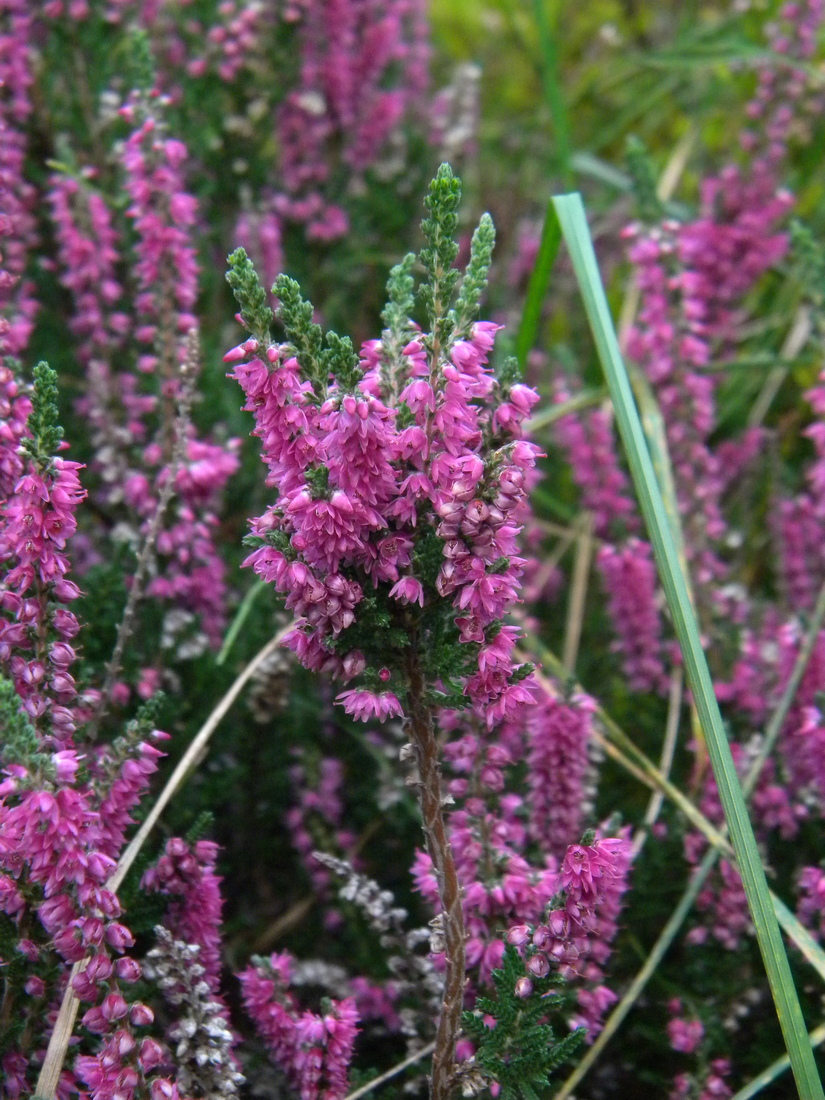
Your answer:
405;648;465;1100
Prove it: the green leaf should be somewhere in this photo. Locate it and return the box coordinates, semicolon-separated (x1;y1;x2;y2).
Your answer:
451;212;496;337
272;274;326;398
226;247;274;340
463;944;583;1100
533;0;573;188
419;163;462;346
21;362;63;467
514;196;562;370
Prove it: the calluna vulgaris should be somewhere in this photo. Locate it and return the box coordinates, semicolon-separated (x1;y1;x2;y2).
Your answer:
3;1;825;1099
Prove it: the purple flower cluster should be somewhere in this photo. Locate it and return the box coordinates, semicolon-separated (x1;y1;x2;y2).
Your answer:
181;0;433;272
506;834;632;1037
272;0;428;239
229;303;541;726
552;386;637;539
120;107;198;377
523;690;597;860
0;0;37;360
143;837;226;994
0;445;88;744
0;363;30;500
410;682;630;1032
597;539;667;694
49;101;241;656
0;728;169;1096
778;315;825;609
239;951;359;1100
622;0;823;607
667;999;704;1055
551;366;668;697
412;709;560;985
671;1060;732;1100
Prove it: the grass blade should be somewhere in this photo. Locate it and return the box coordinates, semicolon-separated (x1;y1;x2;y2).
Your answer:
525;386;604;432
532;0;573;187
552;191;824;1100
514;195;562;370
217;578;268;666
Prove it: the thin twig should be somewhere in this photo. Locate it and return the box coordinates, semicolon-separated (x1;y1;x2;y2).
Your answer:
562;512;594;674
632;665;683;859
748;306;812;429
36;626;290;1098
252;896;315;953
525;387;605;433
90;329;200;737
34;961;84;1100
216;579;269;666
535;514;614;550
343;1041;437;1100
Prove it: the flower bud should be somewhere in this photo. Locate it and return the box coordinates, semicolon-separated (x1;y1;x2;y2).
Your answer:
130;1002;154;1027
526;953;550;978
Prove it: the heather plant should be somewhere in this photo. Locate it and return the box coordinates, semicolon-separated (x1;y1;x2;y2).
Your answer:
3;2;825;1100
222;164;632;1097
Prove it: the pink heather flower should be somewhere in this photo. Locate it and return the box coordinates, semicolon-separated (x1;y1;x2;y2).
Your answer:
0;452;87;743
94;735;167;859
619;3;825;616
414;724;561;986
597;539;667;694
524;689;596;859
234;204;284;303
0;0;37;362
777;495;824;612
269;0;428;230
508;833;632;1037
122;113;199;357
0;364;31;499
48;174;128;370
797;866;825;938
668;1014;705;1054
142;837;225;993
52;749;81;784
287;488;385;574
553;389;637;538
388;575;425;606
287;756;359;896
336;689;403;723
240;952;359;1099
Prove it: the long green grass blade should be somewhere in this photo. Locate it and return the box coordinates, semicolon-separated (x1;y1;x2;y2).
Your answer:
553;191;824;1100
216;579;267;666
532;0;572;188
514;195;562;370
525;386;604;432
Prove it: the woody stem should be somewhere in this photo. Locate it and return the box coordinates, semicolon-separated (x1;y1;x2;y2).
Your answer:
405;647;466;1100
